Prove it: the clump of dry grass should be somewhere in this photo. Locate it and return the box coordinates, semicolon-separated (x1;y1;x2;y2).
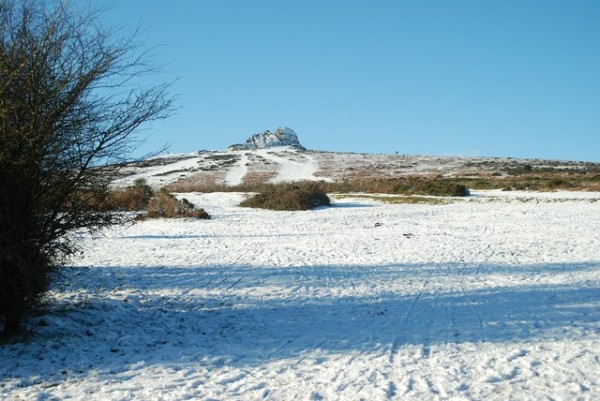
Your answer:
82;179;154;212
143;189;210;219
84;180;210;219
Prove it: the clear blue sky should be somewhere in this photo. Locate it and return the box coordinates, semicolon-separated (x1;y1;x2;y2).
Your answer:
98;0;599;162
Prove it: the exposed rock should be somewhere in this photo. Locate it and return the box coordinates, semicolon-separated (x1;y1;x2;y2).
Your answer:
229;127;305;150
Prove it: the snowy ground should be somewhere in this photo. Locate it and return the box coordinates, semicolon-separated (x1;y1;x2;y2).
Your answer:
1;191;599;400
224;149;322;186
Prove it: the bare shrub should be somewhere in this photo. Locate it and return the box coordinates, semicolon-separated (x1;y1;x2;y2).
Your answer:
0;0;173;337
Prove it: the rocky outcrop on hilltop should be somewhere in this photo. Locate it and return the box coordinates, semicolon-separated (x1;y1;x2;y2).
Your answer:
229;127;305;150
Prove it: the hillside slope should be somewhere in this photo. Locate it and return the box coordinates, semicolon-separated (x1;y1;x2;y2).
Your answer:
113;147;600;190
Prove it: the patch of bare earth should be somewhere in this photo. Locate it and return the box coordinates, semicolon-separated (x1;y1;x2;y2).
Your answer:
164;170;228;192
241;153;278;185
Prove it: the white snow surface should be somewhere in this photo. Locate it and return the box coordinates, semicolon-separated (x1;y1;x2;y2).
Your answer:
222;148;322;186
113;147;324;188
256;148;321;183
2;191;600;400
223;152;248;186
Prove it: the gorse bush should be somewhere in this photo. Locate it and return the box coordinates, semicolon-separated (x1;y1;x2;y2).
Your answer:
506;164;533;175
393;179;470;197
240;182;331;211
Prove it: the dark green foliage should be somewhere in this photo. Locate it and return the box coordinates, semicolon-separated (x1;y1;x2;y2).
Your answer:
546;178;572;190
240;182;331;211
507;164;533;175
393;179;470;197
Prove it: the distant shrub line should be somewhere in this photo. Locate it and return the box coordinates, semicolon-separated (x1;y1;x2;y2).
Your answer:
166;178;471;197
94;171;600;215
392;179;470;197
165;172;600;194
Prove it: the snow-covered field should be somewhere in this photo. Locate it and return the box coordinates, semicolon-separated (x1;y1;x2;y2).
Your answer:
2;191;599;400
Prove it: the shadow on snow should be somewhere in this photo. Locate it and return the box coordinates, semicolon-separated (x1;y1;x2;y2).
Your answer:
1;261;598;383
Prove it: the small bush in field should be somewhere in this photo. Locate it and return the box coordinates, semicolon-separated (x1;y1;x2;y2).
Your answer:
418;181;470;197
240;182;330;211
144;189;210;219
393;179;470;197
507;164;533;175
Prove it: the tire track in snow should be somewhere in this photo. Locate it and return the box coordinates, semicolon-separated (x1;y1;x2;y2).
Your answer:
388;210;500;396
441;211;499;344
390;237;462;357
388;235;463;398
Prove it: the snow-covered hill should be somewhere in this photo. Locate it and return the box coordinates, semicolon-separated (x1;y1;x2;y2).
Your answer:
114;146;599;189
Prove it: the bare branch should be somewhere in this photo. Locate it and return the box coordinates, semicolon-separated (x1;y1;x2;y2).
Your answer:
0;0;175;336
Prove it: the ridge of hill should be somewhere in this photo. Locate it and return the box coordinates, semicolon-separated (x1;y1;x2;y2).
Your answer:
113;147;600;190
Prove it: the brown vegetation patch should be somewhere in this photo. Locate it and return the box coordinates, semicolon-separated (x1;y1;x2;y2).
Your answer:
85;180;210;219
143;190;210;219
165;170;228;192
242;171;279;186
